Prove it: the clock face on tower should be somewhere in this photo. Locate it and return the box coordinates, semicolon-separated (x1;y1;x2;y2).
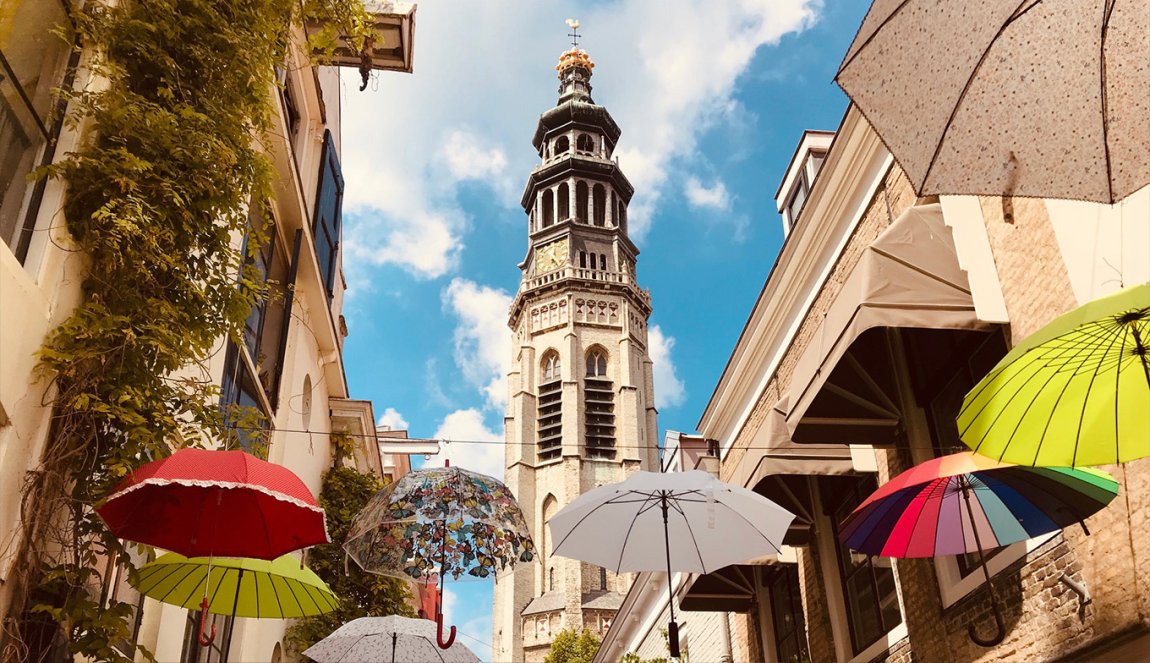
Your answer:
535;238;568;274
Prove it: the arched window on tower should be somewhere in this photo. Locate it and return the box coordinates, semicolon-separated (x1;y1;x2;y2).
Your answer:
558;183;570;222
593;184;606;226
555;135;570;155
549;567;555;591
576;133;594;153
575;181;588;221
542;190;554;228
538;353;562;461
586;350;607;377
617;200;627;232
584;348;615;459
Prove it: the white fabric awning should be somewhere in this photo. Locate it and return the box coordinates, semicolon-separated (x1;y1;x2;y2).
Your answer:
785;203;992;444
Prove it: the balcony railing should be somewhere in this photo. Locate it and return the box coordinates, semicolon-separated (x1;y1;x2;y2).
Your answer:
519;266;652;304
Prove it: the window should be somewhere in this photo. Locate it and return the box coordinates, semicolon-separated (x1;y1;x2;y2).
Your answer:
599;253;607;270
1;0;74;260
903;329;1017;589
617;200;626;231
181;610;233;663
103;549;150;658
539;353;562;461
785;178;809;227
313;129;344;299
576;133;594;152
599;567;608;591
579;251;586;268
220;343;270;456
586;350;607;377
593;184;606;226
765;566;811;663
558;183;570;221
584;350;615;459
830;476;902;654
542;190;554;227
555;135;569;155
549;567;555;591
239;207;292;409
275;65;301;150
576;181;588;221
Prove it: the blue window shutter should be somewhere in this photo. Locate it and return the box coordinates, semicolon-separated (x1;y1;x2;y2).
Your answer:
313;129;344;299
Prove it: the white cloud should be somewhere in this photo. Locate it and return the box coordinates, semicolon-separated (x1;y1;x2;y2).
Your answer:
685;176;731;210
442;278;513;412
339;0;821;281
375;407;409;432
648;325;686;410
431;409;505;480
439;129;509;183
440;586;458;630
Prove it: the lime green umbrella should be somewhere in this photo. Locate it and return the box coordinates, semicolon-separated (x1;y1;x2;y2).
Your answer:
133;553;339;619
958;283;1149;466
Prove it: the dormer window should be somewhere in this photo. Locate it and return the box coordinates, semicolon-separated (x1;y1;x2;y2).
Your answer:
777;130;834;235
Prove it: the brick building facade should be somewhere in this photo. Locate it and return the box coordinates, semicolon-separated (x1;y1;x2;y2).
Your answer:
597;104;1150;662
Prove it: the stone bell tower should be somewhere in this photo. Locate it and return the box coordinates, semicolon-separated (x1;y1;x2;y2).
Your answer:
491;28;660;663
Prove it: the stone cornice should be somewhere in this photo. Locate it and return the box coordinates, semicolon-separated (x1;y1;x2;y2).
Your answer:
696;106;893;450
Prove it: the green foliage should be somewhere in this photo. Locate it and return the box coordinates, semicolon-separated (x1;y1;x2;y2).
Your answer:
331;430;357;465
544;628;602;663
621;654;668;663
9;0;372;660
285;466;415;651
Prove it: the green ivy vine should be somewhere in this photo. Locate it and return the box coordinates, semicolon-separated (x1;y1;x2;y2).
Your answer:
5;1;376;660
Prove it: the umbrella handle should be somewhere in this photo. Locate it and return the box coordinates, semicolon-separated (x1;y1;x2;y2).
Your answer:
436;612;456;649
968;601;1005;648
197;597;217;647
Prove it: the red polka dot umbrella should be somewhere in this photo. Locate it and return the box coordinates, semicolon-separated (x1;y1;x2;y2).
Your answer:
97;448;329;560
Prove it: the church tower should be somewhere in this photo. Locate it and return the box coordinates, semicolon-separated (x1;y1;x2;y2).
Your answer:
492;31;660;663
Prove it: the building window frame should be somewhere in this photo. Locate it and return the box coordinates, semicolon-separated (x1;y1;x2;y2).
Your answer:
2;0;79;263
814;475;905;662
899;327;1056;607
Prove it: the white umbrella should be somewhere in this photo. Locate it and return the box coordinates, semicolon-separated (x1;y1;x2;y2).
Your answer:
302;616;480;663
548;470;794;657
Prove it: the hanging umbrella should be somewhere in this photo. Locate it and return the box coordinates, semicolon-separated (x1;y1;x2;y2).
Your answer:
97;448;329;560
548;470;794;657
958;283;1149;466
97;447;329;647
133;553;338;618
838;452;1118;645
836;0;1149;203
302;616;480;663
343;465;534;649
132;553;338;650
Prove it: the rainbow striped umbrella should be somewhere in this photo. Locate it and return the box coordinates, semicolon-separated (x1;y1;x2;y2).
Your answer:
839;452;1118;558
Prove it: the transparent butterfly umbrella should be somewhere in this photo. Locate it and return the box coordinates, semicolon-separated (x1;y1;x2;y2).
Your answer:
344;464;535;649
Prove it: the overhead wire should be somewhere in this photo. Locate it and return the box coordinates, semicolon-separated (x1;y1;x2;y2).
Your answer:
219;423;971;453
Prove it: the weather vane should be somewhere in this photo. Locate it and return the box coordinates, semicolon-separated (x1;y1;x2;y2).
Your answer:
566;18;581;49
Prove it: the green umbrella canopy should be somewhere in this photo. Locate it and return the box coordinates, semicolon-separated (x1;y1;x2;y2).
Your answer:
132;553;339;619
959;283;1150;466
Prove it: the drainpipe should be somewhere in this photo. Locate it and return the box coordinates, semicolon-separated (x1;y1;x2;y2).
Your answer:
721;611;733;661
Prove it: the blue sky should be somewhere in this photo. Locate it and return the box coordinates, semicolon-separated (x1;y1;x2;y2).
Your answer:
336;1;870;659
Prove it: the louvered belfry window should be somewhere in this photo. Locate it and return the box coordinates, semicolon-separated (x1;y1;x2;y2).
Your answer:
584;350;615;458
538;353;562;461
313;129;344;299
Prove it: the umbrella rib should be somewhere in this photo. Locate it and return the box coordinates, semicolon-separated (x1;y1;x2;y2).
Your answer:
136;561;186;596
1114;327;1127;462
551;496;632;561
1071;326;1124;465
279;573;308;618
172;564;211;608
666;500;707;574
1099;0;1117;202
613;492;661;573
151;564;201;606
919;0;1042;192
836;0;914;76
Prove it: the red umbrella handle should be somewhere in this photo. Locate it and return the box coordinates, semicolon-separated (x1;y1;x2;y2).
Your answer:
436;612;456;649
198;596;216;647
